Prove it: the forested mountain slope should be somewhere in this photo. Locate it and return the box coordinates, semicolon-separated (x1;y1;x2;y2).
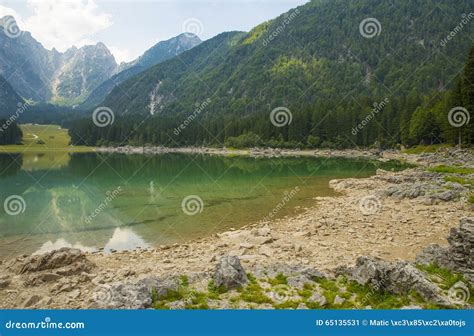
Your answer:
80;33;201;109
70;0;474;148
0;74;23;117
0;16;117;104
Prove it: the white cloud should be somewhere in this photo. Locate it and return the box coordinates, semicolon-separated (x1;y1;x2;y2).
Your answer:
0;4;26;27
24;0;112;51
1;0;113;52
108;46;135;64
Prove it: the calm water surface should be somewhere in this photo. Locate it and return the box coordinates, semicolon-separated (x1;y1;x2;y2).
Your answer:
0;152;407;258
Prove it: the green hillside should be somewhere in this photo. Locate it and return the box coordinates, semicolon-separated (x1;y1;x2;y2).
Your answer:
69;0;474;148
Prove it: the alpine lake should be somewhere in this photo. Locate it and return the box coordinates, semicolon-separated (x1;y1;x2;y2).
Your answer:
0;150;408;259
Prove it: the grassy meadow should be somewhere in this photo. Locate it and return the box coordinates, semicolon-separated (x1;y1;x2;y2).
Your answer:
0;124;94;170
0;124;93;153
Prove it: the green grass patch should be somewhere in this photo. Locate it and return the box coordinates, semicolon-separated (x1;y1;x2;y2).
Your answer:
345;281;410;309
273;300;300;309
315;278;339;293
207;280;227;299
403;144;453;154
417;264;466;289
180;275;189;287
238;276;273;304
468;193;474;204
297;283;314;300
428;165;474;175
444;176;474;186
0;124;93;153
185;290;210;309
417;263;474;306
267;273;288;286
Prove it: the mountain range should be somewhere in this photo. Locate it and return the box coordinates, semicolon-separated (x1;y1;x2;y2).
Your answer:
81;33;201;109
0;73;23;116
102;0;474;118
0;0;472;148
0;16;201;107
67;0;472;148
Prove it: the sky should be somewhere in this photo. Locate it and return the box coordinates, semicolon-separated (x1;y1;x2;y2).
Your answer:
0;0;309;63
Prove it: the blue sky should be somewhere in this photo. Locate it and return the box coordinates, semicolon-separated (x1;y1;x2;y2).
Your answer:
0;0;308;63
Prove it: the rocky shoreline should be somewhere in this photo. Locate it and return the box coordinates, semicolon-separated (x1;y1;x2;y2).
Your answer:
94;145;389;160
0;148;472;309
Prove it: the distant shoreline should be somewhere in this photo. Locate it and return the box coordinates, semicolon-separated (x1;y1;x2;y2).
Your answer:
95;145;388;160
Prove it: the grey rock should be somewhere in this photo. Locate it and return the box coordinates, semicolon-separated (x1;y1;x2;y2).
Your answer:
415;244;452;269
334;295;345;305
401;305;423;309
416;217;474;283
22;294;42;308
167;300;186;310
429;190;459;202
253;264;326;281
37;296;53;306
0;275;11;288
296;302;308;310
447;217;474;282
96;276;180;309
25;273;62;286
384;184;427;199
287;274;313;290
213;256;248;290
17;248;95;275
307;293;327;307
138;277;181;300
350;256;450;306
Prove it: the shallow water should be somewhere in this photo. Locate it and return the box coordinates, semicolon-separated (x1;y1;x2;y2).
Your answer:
0;152;407;258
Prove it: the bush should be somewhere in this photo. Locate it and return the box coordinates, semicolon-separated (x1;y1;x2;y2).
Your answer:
224;132;262;148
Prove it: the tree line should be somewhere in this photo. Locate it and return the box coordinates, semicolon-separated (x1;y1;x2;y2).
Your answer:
0;120;22;145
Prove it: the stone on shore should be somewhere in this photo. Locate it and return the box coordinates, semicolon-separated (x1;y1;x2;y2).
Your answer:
416;217;474;283
92;276;181;309
213;256;248;290
350;256;450;306
17;248;95;275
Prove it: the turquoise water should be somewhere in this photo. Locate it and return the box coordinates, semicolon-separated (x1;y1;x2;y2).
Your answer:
0;153;406;258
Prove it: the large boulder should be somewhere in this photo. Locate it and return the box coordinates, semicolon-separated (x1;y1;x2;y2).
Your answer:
17;248;94;275
92;276;180;309
213;256;248;290
0;275;11;289
350;256;450;306
415;244;452;269
447;217;474;282
416;217;473;283
384;184;427;199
